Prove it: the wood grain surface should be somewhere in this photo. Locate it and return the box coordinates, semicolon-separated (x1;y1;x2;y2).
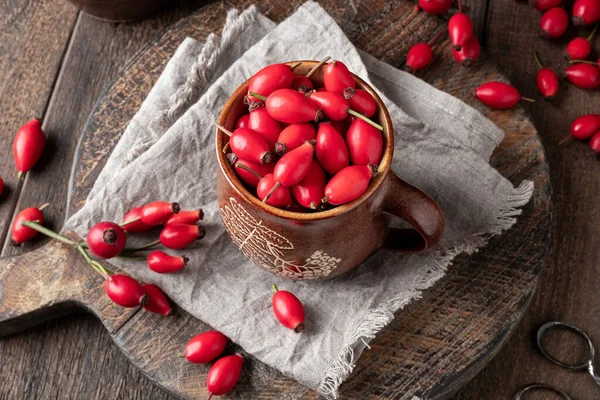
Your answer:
0;0;590;399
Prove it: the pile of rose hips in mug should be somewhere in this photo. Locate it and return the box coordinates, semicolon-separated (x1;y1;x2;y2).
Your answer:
218;56;384;210
405;0;600;154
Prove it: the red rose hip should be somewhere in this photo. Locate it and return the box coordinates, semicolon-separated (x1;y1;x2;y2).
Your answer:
122;206;153;233
272;284;305;332
206;354;244;398
529;0;562;11
147;250;188;273
13;118;46;177
165;209;204;226
323;60;355;94
539;7;569;39
342;88;376;118
160;224;206;249
227;153;274;187
141;201;180;225
590;131;600;153
452;35;480;67
418;0;452;15
248;106;282;148
257;173;293;208
316;122;349;175
253;89;321;124
247;63;296;101
291;160;326;209
219;126;274;164
448;11;474;50
273;141;315;187
405;43;433;72
104;274;148;308
475;82;533;109
346;118;383;166
533;51;559;99
87;221;127;259
570;114;600;140
11;206;45;245
274;123;316;156
323;165;378;205
572;0;600;26
566;63;600;89
291;75;314;92
142;284;172;316
182;331;228;364
235;114;250;129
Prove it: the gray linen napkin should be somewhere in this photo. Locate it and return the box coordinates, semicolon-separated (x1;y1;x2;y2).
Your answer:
65;2;533;398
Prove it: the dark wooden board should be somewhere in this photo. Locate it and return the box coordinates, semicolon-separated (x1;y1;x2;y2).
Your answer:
0;1;551;399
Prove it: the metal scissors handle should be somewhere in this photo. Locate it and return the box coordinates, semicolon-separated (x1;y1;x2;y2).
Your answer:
514;321;600;399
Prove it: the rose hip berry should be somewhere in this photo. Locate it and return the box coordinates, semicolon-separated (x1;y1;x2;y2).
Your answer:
272;284;305;332
452;35;481;67
165;209;204;226
142;284;172;316
147;250;188;273
405;43;434;73
291;75;314;92
590;131;600;153
346;118;383;166
248;106;282;148
251;89;321;124
87;221;127;259
343;88;376;117
448;1;473;50
570;114;600;140
475;82;534;109
306;91;383;130
0;177;4;197
182;331;228;364
316;122;349;175
540;7;569;39
572;0;600;26
122;206;153;233
141;201;180;226
323;165;378;205
566;63;600;89
274;123;316;156
257;173;292;208
104;274;148;308
529;0;562;11
13;118;46;177
418;0;452;15
323;60;355;93
273;140;315;187
160;224;206;249
235;114;250;129
291;160;326;209
11;206;45;245
217;125;274;164
227;153;274;187
247;63;296;101
206;354;244;399
533;51;559;99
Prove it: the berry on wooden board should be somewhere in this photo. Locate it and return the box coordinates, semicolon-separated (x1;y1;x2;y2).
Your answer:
142;284;172;316
13;118;46;177
206;354;244;399
181;331;228;364
104;274;148;308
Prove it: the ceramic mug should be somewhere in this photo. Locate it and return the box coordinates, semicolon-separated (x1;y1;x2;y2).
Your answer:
216;60;445;280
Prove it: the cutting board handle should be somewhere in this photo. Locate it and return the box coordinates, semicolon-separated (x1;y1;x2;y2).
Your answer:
0;237;137;337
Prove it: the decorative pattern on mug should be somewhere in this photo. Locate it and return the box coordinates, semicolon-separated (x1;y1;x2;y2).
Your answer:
220;197;341;279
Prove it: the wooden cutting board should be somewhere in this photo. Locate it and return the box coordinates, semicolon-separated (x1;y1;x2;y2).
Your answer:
0;1;551;399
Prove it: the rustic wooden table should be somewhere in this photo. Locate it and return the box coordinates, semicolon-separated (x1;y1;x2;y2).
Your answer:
0;0;598;399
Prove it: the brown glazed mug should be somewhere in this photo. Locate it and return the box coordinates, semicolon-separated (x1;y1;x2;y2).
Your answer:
216;60;445;280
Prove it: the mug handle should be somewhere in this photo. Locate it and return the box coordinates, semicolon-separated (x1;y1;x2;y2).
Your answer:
381;172;445;252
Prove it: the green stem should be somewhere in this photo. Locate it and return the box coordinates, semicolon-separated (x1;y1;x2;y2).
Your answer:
569;60;599;66
21;221;76;246
587;22;599;42
17;171;23;179
272;284;279;293
347;109;384;130
76;245;112;280
533;51;544;69
305;56;331;78
262;182;281;204
215;123;233;136
120;216;141;227
235;162;264;179
247;92;268;101
177;353;186;358
125;239;161;252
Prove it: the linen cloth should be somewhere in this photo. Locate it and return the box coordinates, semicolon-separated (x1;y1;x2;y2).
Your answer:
65;2;534;397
